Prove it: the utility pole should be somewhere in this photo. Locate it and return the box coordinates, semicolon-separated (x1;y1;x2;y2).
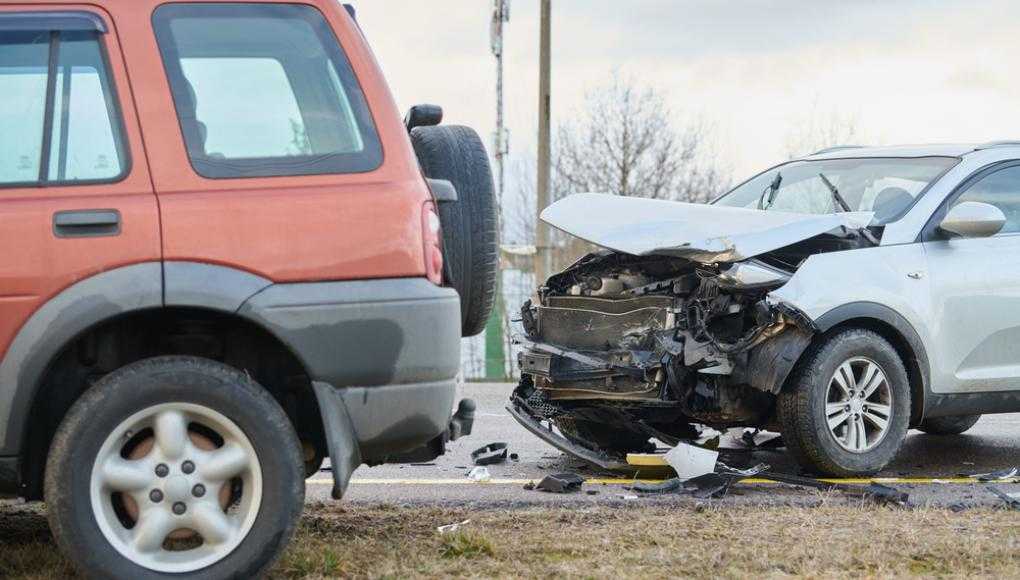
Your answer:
485;0;511;380
534;0;552;285
491;0;510;205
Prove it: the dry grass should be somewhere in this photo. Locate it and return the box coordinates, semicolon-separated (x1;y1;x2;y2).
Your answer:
4;500;1020;579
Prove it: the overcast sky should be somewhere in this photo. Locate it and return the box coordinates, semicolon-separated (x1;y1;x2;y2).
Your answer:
354;0;1020;186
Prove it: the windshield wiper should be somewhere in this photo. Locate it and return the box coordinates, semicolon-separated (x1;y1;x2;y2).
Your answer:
818;172;851;213
758;172;782;210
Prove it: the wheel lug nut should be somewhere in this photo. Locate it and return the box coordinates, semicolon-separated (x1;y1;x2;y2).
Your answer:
192;484;206;498
155;464;169;478
181;460;195;475
149;489;164;503
172;502;187;515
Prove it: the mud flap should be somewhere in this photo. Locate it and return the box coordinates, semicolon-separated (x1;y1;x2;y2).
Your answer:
312;381;363;500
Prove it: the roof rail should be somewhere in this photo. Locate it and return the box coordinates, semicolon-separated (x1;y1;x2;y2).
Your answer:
974;140;1020;150
810;145;867;156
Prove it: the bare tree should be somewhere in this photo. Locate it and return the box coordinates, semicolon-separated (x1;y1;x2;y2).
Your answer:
783;105;863;160
555;74;730;204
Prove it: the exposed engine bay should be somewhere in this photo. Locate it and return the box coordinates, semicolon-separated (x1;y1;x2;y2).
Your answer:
510;227;875;469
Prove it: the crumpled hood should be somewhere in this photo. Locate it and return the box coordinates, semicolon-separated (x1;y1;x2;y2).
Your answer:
541;193;874;263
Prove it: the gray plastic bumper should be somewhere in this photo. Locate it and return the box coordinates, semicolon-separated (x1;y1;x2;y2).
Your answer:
239;278;464;498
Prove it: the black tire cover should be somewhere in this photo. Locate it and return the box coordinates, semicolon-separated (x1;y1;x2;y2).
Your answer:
410;125;498;337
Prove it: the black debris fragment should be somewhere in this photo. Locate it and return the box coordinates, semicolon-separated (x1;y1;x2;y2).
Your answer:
739;429;784;450
535;472;585;493
471;442;509;466
988;486;1020;510
970;467;1019;482
510;453;520;461
685;473;735;499
760;471;909;506
629;478;684;495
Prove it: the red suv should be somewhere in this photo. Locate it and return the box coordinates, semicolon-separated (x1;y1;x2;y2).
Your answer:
0;2;497;577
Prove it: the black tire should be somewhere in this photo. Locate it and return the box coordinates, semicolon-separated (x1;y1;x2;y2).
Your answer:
411;124;498;337
45;356;305;579
918;414;981;435
778;329;911;477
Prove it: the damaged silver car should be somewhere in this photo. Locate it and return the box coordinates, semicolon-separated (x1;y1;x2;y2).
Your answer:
511;143;1020;476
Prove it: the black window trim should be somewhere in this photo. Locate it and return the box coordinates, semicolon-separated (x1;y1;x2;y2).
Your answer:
919;159;1020;242
0;14;132;190
151;2;384;180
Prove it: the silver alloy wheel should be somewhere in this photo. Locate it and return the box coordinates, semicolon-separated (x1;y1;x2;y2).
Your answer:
89;403;263;573
824;357;893;453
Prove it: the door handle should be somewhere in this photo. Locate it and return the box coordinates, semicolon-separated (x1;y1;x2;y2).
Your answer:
53;209;121;238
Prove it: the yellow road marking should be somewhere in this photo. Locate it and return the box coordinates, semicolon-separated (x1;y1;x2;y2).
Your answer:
307;476;1008;486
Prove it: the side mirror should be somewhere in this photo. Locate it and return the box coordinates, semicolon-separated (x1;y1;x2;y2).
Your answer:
404;104;443;132
938;201;1006;239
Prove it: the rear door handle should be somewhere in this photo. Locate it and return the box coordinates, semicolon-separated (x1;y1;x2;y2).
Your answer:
53;209;121;238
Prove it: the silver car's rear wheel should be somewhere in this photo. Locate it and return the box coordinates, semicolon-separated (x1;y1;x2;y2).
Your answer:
825;357;893;453
90;403;263;573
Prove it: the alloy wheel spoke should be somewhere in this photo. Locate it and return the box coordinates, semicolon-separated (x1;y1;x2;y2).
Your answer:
827;408;851;430
862;408;889;431
844;418;857;450
857;362;878;392
855;416;869;451
833;362;855;398
132;509;175;553
190;503;235;545
154;410;189;461
101;456;151;492
201;443;250;482
860;366;885;399
866;403;892;418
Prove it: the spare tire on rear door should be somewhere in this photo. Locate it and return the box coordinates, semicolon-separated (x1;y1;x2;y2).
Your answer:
411;125;498;337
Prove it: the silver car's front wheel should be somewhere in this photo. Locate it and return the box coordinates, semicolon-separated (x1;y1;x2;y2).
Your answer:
778;329;910;477
825;357;893;453
90;403;263;573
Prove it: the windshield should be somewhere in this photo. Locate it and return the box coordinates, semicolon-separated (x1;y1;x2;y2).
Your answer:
713;157;959;225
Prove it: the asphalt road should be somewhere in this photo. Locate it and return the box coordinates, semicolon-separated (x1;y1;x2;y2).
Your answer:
310;382;1020;508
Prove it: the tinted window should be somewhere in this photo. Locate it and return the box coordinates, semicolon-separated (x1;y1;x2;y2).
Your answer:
153;3;382;179
951;165;1020;234
0;29;125;185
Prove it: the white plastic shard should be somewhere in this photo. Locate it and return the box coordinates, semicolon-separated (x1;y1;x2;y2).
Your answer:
664;442;719;480
540;193;874;263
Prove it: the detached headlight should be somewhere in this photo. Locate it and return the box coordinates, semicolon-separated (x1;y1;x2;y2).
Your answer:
717;260;791;290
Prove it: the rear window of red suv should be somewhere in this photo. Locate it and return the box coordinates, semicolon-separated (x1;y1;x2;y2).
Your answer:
153;3;382;179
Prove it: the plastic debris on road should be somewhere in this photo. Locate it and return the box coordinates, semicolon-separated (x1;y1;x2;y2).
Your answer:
466;466;491;482
988;486;1020;510
471;442;509;466
664;442;718;480
535;472;585;493
969;467;1019;482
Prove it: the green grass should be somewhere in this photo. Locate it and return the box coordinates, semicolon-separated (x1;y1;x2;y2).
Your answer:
4;500;1020;578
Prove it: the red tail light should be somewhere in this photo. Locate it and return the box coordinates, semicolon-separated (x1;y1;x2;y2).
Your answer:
422;200;444;285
